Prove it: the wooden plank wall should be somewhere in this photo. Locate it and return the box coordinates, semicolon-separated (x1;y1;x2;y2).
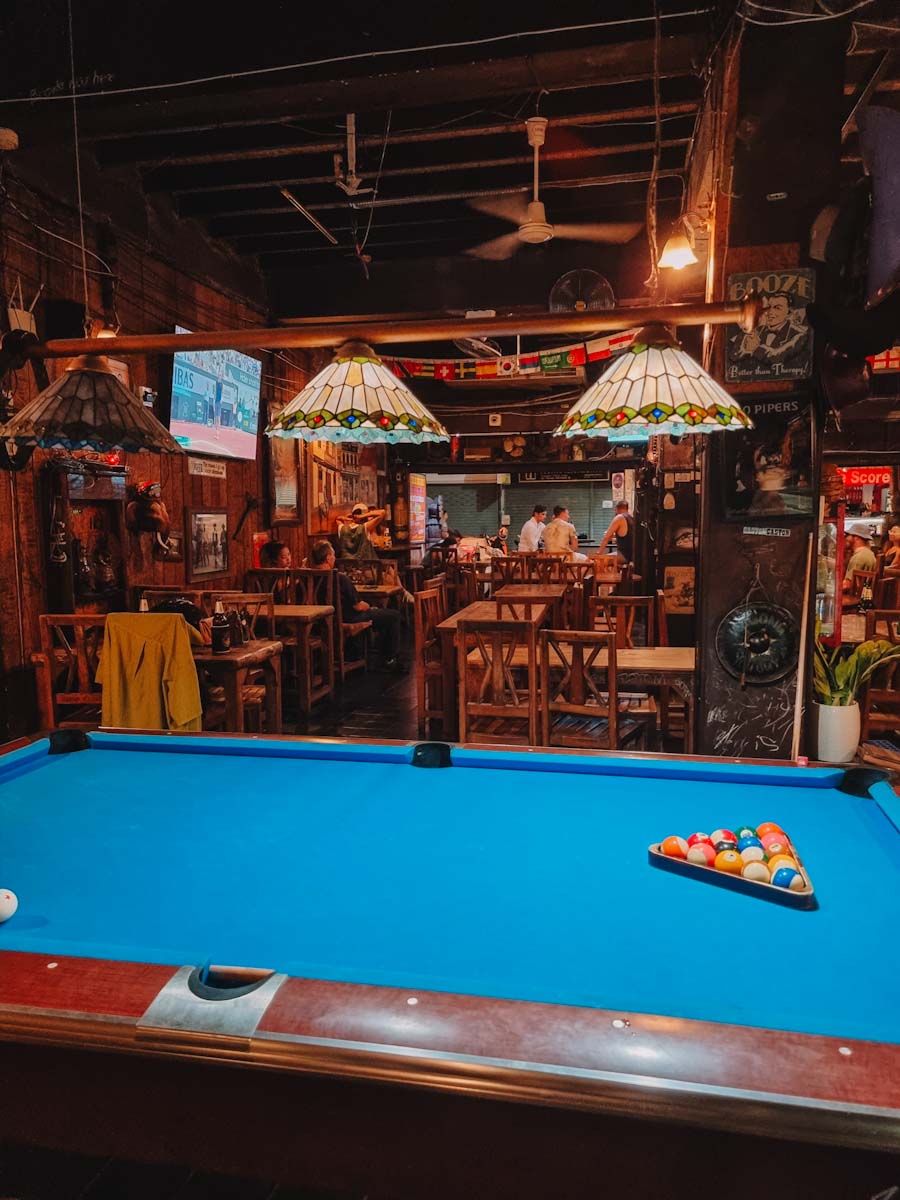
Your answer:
0;179;311;736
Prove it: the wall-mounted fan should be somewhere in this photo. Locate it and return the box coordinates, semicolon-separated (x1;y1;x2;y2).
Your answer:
466;118;642;261
549;269;616;313
453;336;503;359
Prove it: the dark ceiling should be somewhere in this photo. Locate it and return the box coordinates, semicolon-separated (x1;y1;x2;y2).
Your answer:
2;0;898;318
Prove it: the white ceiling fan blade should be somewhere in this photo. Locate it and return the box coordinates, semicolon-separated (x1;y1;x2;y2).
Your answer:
552;221;643;245
467;195;530;226
465;233;524;261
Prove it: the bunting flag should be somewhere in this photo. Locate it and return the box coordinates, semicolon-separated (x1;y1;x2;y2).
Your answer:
869;347;900;372
380;328;641;381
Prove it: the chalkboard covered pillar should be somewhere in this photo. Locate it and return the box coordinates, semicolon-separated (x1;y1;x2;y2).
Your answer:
696;17;849;758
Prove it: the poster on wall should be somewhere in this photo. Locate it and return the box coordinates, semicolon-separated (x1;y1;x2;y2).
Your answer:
408;473;427;545
721;396;813;519
663;566;695;614
267;403;301;525
725;268;814;384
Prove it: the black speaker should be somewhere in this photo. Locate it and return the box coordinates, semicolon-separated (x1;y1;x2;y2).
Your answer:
39;298;86;341
730;20;849;247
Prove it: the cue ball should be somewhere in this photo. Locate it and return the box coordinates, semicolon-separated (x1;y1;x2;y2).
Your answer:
0;890;18;922
687;843;716;867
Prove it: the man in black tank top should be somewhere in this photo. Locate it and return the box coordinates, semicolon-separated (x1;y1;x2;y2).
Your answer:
598;500;635;565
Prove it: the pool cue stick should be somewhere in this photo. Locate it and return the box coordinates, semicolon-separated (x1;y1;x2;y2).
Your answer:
791;532;815;761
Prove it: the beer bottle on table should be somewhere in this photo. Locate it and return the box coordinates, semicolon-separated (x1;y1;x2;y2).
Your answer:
211;601;231;654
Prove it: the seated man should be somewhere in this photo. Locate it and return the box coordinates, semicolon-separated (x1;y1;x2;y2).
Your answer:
542;505;588;562
309;540;403;670
842;522;877;593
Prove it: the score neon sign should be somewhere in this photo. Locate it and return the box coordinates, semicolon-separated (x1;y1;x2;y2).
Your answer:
837;467;892;487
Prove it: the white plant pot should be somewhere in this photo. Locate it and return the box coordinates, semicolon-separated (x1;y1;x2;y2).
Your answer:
815;701;861;763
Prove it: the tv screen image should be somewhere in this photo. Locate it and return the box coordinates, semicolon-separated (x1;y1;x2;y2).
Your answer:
169;326;262;460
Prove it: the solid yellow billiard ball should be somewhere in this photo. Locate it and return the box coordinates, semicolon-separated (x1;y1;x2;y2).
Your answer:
767;854;798;875
714;849;744;875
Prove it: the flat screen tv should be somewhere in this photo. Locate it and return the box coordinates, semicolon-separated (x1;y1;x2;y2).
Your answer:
168;326;262;460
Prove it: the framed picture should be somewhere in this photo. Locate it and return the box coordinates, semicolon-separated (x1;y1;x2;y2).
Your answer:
725;268;814;385
267;403;301;525
721;397;814;520
187;508;229;580
663;566;696;615
153;529;184;562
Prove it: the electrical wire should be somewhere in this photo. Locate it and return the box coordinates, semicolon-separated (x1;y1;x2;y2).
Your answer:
0;9;715;107
66;0;91;328
356;109;392;260
739;0;875;22
643;1;663;296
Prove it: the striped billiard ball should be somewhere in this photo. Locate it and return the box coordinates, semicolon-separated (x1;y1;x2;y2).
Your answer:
687;842;717;867
772;867;804;891
710;828;737;846
742;861;770;884
687;832;713;848
661;835;689;859
734;825;757;841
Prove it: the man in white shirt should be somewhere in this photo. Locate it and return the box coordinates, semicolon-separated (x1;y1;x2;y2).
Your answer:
518;504;547;552
542;505;588;561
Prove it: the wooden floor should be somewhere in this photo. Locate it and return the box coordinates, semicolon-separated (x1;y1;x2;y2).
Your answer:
0;1142;368;1200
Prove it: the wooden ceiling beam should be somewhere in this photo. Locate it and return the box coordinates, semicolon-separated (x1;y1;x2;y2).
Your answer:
12;33;704;148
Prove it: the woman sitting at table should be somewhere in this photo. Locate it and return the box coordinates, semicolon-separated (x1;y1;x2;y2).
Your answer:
260;540;292;569
310;540;403;671
883;523;900;571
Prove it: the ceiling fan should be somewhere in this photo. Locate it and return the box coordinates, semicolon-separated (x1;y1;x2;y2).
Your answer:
465;117;642;261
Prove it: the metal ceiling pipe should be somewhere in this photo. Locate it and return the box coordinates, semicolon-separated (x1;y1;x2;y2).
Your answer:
171;140;690;197
158;103;699;173
25;298;761;360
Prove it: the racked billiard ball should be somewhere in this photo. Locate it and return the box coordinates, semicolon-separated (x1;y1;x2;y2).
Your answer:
756;822;784;839
768;854;798;875
714;849;743;875
761;837;789;858
737;835;763;853
710;828;736;846
739;844;766;864
687;832;712;848
686;842;716;867
714;839;738;853
734;825;757;841
772;866;804;891
742;861;770;883
661;835;689;859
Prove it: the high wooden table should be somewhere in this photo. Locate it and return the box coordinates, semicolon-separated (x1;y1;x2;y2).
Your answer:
272;604;335;715
356;583;404;608
493;582;568;625
464;641;696;752
436;601;550;739
192;639;283;733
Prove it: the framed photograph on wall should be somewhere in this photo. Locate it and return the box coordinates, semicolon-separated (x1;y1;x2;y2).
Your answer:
267;402;301;525
720;397;814;520
187;508;229;580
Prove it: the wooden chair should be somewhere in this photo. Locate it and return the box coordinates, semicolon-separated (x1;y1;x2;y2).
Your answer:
588;596;656;649
851;569;877;602
206;593;277;732
420;572;449;620
860;655;900;740
539;629;649;751
414;590;446;738
560;561;595;629
864;609;900;645
490;555;529;589
875;575;900;609
323;568;372;681
32;614;107;730
453;562;480;608
244;567;297;603
457;618;539;746
532;553;568;584
654;589;685;745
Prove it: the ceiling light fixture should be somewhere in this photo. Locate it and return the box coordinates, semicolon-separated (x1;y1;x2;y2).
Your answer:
267;340;450;444
554;324;752;440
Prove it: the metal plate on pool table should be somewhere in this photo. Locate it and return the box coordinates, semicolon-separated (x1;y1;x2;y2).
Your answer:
648;843;817;909
136;966;288;1049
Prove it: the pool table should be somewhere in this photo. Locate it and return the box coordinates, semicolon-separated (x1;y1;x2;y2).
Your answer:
2;731;900;1197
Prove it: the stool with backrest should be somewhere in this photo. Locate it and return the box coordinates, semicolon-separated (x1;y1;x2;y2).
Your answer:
539;629;650;751
587;595;658;731
532;553;567;584
206;593;276;732
860;611;900;740
421;572;449;620
32;614;107;730
560;561;594;629
330;568;373;681
414;589;446;738
289;569;338;708
456;617;539;746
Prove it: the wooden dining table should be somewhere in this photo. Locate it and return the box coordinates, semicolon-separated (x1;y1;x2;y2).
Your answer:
272;604;335;714
436;600;551;739
356;583;404;608
192;638;283;734
492;583;568;625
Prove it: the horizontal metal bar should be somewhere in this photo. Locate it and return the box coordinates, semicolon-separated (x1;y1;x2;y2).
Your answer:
27;298;761;359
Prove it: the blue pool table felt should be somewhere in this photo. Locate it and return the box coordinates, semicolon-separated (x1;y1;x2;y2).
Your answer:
2;734;900;1045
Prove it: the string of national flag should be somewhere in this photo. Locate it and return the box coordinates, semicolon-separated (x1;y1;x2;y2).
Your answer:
384;329;639;381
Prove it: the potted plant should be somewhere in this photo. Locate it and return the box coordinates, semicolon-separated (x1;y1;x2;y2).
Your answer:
812;635;900;761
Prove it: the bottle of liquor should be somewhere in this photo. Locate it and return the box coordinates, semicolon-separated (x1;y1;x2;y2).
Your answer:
859;579;874;612
211;600;231;654
138;596;150;613
239;606;251;643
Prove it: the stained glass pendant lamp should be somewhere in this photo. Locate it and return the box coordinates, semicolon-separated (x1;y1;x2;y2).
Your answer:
554;324;752;441
0;355;183;453
267;341;449;444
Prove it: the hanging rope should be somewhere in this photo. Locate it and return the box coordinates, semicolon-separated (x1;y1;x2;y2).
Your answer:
643;1;663;296
66;0;91;333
